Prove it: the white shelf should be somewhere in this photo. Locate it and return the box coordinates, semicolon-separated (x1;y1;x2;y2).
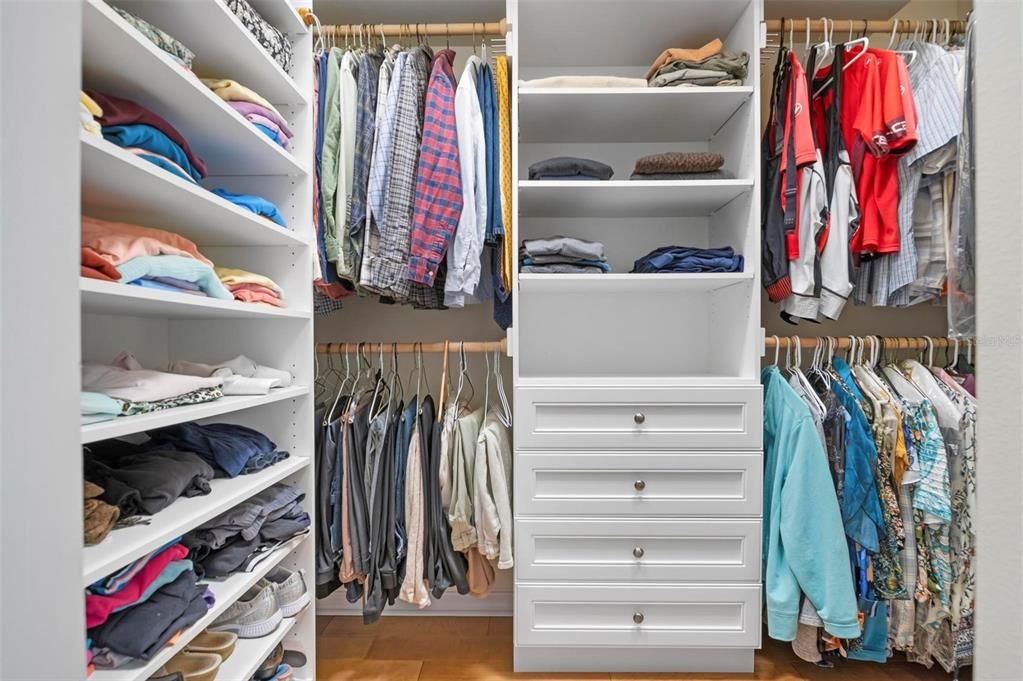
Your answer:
247;0;309;34
81;279;309;321
519;272;752;293
83;457;310;585
518;87;753;142
83;0;306;177
518;179;753;218
89;534;308;681
516;374;759;387
215;617;299;680
81;133;308;248
81;385;309;444
117;0;307;105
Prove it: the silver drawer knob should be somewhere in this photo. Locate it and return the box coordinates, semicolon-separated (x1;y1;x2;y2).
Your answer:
634;412;646;424
634;479;646;491
633;612;645;624
633;546;645;559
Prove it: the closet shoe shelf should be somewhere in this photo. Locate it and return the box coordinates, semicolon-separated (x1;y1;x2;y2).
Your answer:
517;86;754;142
89;533;308;681
517;179;754;217
81;279;310;321
116;0;308;106
83;0;307;176
518;272;754;293
83;456;309;585
214;617;299;681
81;385;309;445
81;133;309;248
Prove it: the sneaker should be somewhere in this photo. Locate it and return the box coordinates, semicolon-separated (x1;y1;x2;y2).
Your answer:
208;584;282;638
258;567;310;618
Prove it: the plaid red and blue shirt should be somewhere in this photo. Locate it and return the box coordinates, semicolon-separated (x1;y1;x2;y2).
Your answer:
407;49;463;287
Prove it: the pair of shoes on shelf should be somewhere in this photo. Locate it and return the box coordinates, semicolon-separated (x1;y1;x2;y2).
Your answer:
208;567;309;639
254;642;308;681
150;631;238;681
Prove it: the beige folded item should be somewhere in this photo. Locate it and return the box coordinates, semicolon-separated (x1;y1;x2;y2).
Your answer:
201;78;281;117
645;38;723;80
520;75;648;88
214;267;283;295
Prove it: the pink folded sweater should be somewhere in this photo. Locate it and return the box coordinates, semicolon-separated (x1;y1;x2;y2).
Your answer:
82;216;213;268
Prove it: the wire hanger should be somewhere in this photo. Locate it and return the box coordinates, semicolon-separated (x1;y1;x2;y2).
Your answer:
493;347;513;427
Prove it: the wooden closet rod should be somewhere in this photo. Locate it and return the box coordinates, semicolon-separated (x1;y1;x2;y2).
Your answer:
316;339;508;355
765;336;974;350
311;19;508;38
764;18;968;34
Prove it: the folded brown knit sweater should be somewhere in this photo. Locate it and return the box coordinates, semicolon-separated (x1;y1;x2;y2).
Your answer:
633;152;724;175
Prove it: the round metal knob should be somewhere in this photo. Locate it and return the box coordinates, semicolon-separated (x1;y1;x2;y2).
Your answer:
634;412;646;424
633;612;645;624
634;479;646;491
633;546;645;559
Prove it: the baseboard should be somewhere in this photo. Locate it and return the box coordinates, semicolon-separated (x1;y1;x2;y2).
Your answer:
514;646;755;673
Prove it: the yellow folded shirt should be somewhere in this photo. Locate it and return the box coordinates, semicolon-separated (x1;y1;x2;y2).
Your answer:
201;79;281;117
214;266;283;295
81;91;103;118
645;39;723;80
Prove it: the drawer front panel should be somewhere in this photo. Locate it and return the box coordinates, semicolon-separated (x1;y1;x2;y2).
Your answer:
515;583;761;648
515;451;762;516
517;385;762;450
516;518;761;581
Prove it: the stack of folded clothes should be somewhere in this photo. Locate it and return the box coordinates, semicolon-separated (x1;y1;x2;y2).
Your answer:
81;215;233;298
145;421;290;478
169;355;293;396
645;39;750;88
215;267;287;307
183;483;310;578
203;79;294;151
88;91;208;183
81;352;225;423
224;0;293;73
520;237;610;274
631;245;744;273
528;156;614;181
109;5;196;69
88;542;212;669
630;151;733;180
84;439;216;518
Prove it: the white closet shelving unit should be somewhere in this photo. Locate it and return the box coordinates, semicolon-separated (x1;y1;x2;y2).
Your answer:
511;0;763;672
77;0;317;678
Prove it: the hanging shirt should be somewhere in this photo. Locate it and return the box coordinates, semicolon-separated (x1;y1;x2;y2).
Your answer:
347;50;384;285
407;49;463;287
780;150;827;323
780;52;818;260
321;48;345;268
335;50;360;283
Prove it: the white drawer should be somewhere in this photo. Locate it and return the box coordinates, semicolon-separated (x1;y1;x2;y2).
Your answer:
515;583;761;648
516;385;762;450
515;451;762;516
515;518;761;582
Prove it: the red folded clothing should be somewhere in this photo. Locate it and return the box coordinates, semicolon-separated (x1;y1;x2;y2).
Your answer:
85;543;189;628
229;283;285;307
81;248;121;281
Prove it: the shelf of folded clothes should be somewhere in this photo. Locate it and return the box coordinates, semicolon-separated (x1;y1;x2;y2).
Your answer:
83;0;306;177
81;278;307;320
214;617;299;681
88;533;308;681
517;85;753;142
81;133;308;248
83;455;309;585
517;178;753;218
115;0;306;107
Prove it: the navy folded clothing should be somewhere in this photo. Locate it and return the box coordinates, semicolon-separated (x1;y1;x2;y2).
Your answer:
631;245;744;273
528;156;614;181
145;422;279;478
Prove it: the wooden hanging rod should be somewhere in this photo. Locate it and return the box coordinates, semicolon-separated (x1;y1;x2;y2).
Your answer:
316;339;508;355
311;19;508;38
764;18;968;35
765;336;974;350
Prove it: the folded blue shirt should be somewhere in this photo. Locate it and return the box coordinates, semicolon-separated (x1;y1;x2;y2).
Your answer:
131;152;198;184
252;123;288;149
210;188;288;228
103;124;203;182
631;246;744;273
145;422;278;478
116;255;234;300
81;391;124;424
127;278;207;296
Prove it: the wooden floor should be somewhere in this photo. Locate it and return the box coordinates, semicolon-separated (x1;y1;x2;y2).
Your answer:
316;616;966;681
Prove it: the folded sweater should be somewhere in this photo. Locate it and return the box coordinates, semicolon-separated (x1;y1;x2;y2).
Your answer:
528;157;614;181
202;79;282;118
82;216;214;268
633;152;724;175
116;256;234;300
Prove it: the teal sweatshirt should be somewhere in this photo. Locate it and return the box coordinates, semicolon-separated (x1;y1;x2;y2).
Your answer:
761;367;860;641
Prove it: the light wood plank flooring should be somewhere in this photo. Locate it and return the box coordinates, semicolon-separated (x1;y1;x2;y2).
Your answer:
316;616;967;680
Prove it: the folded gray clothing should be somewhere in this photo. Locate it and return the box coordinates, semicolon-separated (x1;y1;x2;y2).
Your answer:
520;253;607;265
630;170;735;180
651;68;739;88
184;483;304;550
528;156;614;181
522;236;606;261
650;50;749;83
521;264;606;274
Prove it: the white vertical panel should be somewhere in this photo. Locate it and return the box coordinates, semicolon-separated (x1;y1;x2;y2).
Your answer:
0;1;84;679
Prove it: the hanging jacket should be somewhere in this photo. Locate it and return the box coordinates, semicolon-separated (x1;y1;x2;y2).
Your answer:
762;49;794;301
762;367;860;642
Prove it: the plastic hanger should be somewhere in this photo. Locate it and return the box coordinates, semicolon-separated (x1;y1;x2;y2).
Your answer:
809;17;833;77
813;25;869;98
770;335;781;367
